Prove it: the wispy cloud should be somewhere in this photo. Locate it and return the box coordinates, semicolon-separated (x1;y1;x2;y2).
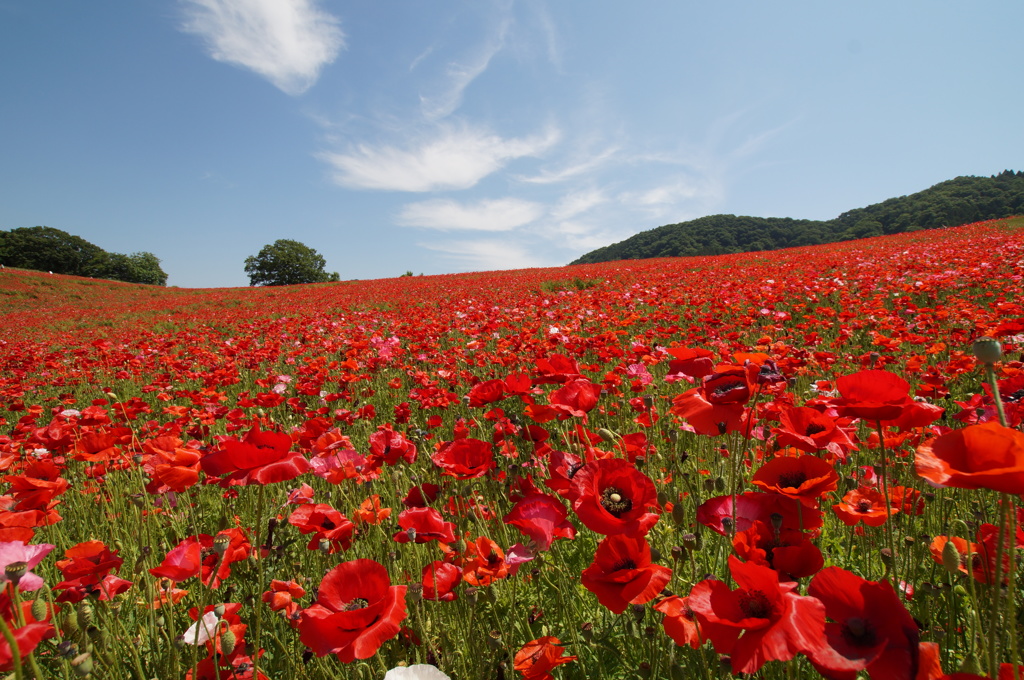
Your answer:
180;0;344;95
420;238;549;271
321;124;560;192
397;197;543;231
515;146;618;184
419;19;510;120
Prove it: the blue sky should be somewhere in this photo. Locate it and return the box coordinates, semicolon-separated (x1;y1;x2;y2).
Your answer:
2;1;1022;287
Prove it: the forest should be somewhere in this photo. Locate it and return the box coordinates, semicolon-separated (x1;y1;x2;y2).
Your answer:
571;170;1024;264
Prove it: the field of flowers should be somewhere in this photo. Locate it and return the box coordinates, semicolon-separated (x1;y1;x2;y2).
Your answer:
0;217;1022;680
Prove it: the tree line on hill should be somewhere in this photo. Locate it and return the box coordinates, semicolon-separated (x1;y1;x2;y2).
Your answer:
570;170;1024;264
0;226;168;286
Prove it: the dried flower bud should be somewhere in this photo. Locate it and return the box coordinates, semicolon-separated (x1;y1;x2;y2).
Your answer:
597;428;617;443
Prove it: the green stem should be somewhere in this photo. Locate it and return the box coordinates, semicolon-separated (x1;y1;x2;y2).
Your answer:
874;420;898;582
0;613;24;680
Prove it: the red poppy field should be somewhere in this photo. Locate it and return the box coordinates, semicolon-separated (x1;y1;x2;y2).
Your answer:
1;217;1023;680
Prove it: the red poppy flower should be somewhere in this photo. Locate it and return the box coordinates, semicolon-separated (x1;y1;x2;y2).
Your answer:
751;454;839;507
664;346;715;380
298;559;408;663
53;539;132;602
653;595;703;649
542;447;583;497
467;379;506;407
773;407;856;455
352;495;391;525
732;520;824;579
262;579;305;620
0;617;51;672
570;458;660;537
833;487;898;528
288;503;355;553
580;534;672;614
533;355;583;385
834;370;914;421
367;426;417;466
513;636;577;679
805;566;920;680
201;424;310;486
431;438;495;480
460;536;509;587
503;493;576;551
548;379;602;418
141;436;202;493
697;492;824;535
915;421;1024;495
421;560;461;602
392;507;457;544
688;556;826;674
670;387;747;436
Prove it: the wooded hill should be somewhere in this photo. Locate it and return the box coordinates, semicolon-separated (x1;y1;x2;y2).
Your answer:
570;171;1024;264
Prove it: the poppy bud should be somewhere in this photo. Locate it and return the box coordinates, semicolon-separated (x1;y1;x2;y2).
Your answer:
671;503;687;526
649;546;663;563
318;539;331;554
487;631;502;651
220;628;237;654
721;517;734;534
630;603;645;622
76;601;94;629
31;598;47;622
580;622;594;641
972;336;1003;364
598;428;618;443
770;513;784;532
880;548;895;569
682;533;699;551
671;546;687;562
713;476;726;492
71;652;94;677
657;491;671;507
213;603;226;618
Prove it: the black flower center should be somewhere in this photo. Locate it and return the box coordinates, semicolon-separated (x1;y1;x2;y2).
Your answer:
856;500;873;513
777;471;807;489
841;617;877;647
1004;388;1024;403
600;486;633;517
321;519;336;530
738;590;774;619
612;559;637;572
804;423;827;436
711;381;745;399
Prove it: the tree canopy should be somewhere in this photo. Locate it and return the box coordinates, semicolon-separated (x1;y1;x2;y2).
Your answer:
244;239;339;286
0;226;168;285
571;171;1024;264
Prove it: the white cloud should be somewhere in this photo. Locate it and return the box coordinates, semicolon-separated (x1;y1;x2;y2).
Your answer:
321;124;560;192
398;198;543;232
180;0;344;95
420;239;549;271
419;20;509;120
550;188;607;220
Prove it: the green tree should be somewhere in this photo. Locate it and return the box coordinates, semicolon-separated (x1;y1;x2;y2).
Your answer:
100;251;168;286
244;239;335;286
0;226;108;277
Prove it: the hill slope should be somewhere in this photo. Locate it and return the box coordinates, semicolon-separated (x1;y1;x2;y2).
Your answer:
571;170;1024;264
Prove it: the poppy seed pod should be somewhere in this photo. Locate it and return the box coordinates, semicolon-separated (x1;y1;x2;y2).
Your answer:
972;336;1003;364
71;652;94;677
